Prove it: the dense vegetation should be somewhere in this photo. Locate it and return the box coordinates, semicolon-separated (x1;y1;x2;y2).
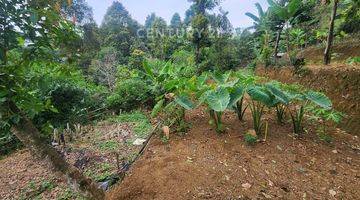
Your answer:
1;0;359;199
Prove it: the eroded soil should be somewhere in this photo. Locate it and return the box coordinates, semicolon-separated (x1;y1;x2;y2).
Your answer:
107;108;360;200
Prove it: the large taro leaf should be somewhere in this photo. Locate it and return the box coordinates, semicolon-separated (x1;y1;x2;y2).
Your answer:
228;86;245;108
265;83;290;105
247;86;275;107
206;87;230;112
305;90;332;110
175;94;195;110
212;71;231;84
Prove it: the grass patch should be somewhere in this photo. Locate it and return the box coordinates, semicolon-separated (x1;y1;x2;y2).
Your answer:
98;140;119;152
108;111;152;138
84;163;114;182
19;179;57;200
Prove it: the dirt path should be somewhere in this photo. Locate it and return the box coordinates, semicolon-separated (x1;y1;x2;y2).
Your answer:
107;108;360;200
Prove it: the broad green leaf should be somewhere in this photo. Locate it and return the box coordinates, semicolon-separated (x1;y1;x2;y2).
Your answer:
175;95;195;110
288;0;302;16
247;86;275;107
206;88;230;112
265;83;290;105
151;99;165;117
142;60;154;78
245;12;260;23
305;91;332;110
212;71;230;84
228;86;245;107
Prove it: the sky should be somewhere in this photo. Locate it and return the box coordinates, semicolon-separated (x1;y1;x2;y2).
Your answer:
87;0;269;29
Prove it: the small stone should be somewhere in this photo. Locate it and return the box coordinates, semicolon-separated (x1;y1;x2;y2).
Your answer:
225;175;230;181
276;145;283;151
133;138;146;146
268;180;274;187
332;150;338;154
247;129;257;137
242;183;252;189
329;189;337;197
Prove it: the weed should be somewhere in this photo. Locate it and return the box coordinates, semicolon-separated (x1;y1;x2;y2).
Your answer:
318;132;333;143
244;133;257;145
108;111;152;138
98;140;119;151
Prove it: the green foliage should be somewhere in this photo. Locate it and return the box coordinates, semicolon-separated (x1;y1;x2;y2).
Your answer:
346;56;360;64
98;140;119;152
108;111;152;138
244;133;258;145
107;78;153;111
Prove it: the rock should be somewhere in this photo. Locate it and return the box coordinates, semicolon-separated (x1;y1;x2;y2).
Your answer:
261;192;272;199
247;129;257;137
242;183;252;189
276;145;283;151
268;180;274;187
329;189;337;197
133;138;146;146
99;181;110;190
332;150;338;154
162;126;170;140
225;175;230;181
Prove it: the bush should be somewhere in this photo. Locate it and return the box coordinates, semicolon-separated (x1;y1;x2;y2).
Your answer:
0;125;22;156
107;78;154;111
244;133;258;145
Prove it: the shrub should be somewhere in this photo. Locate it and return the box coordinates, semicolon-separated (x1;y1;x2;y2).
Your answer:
0;125;22;156
106;78;154;111
244;133;258;145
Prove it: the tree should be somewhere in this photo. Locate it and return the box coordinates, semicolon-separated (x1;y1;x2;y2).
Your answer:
100;1;140;64
170;13;183;34
145;13;157;30
148;17;168;59
324;0;339;65
267;0;302;57
0;1;104;199
187;0;220;65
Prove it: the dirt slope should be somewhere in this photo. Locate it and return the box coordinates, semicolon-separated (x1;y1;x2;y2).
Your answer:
107;108;360;200
257;64;360;136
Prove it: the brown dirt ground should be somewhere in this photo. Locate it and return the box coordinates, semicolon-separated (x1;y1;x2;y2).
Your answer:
107;107;360;200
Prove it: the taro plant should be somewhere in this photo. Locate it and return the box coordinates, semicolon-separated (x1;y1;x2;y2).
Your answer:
246;85;277;135
176;71;244;134
278;84;333;136
231;70;258;121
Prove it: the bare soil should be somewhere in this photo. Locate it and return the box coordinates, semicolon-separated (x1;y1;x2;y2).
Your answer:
107;108;360;200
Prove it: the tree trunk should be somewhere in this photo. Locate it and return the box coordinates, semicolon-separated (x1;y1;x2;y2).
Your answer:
274;28;283;58
8;101;105;200
324;0;339;65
